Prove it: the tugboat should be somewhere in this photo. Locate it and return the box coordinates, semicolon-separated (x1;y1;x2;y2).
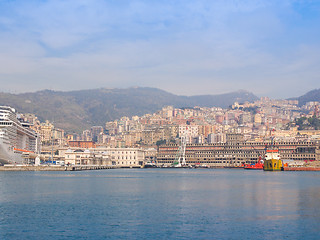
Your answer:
263;138;283;171
244;157;264;170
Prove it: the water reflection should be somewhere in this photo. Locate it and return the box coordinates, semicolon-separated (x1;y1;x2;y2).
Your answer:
1;169;320;239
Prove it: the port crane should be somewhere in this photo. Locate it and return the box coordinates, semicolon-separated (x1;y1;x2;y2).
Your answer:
173;136;187;167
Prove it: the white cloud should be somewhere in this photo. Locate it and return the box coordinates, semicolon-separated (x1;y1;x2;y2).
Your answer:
0;0;319;98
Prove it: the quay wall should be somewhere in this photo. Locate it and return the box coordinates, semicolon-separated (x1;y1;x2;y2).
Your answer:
0;165;118;171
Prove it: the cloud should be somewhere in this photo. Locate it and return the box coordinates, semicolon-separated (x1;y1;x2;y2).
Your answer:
0;0;319;98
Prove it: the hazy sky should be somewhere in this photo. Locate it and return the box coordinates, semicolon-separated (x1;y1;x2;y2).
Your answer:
0;0;319;98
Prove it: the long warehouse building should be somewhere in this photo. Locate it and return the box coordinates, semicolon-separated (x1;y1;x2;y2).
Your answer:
157;134;320;167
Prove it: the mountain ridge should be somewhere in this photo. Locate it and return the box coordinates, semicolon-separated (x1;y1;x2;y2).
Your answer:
0;87;259;133
289;88;320;106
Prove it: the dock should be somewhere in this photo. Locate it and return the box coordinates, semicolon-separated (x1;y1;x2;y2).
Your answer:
283;161;320;171
283;167;320;171
0;165;118;171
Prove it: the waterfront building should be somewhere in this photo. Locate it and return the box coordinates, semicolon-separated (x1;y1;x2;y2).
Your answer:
64;149;110;166
61;147;145;167
94;147;145;167
64;149;93;165
157;136;320;167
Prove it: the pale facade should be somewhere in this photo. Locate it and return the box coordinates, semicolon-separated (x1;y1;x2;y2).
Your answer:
94;147;145;167
64;149;111;166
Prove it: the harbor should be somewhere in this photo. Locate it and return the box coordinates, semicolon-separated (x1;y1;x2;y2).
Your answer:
1;1;320;239
1;104;320;172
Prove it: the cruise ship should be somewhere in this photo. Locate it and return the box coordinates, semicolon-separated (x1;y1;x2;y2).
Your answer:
0;106;39;164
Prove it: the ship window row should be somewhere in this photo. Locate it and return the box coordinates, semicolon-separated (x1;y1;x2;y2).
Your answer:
0;122;13;125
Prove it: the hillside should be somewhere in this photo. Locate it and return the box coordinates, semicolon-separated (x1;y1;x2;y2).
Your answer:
295;89;320;106
0;87;258;133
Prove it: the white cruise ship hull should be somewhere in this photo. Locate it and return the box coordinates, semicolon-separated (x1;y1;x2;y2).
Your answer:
0;140;25;164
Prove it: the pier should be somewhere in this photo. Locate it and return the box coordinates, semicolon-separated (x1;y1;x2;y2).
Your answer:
0;165;118;171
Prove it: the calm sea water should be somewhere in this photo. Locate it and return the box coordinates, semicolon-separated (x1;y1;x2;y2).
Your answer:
1;169;320;240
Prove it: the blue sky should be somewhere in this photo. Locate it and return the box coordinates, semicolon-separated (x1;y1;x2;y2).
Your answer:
0;0;319;98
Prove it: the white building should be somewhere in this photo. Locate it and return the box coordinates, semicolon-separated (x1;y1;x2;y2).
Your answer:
64;149;110;166
94;147;145;167
63;147;145;167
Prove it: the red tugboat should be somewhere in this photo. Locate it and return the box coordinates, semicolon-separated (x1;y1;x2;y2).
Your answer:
244;157;264;170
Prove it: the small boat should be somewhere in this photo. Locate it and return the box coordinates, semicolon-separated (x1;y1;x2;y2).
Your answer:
144;161;158;168
244;157;264;170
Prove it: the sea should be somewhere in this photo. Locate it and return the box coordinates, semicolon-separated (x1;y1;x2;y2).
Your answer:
1;168;320;240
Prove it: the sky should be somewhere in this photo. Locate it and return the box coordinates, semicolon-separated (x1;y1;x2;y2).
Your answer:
0;0;319;99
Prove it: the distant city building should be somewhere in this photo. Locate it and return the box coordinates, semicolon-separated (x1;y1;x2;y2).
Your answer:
68;140;95;148
208;133;226;143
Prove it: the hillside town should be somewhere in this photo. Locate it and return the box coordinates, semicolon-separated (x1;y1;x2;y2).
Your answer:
21;98;319;147
3;97;316;167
